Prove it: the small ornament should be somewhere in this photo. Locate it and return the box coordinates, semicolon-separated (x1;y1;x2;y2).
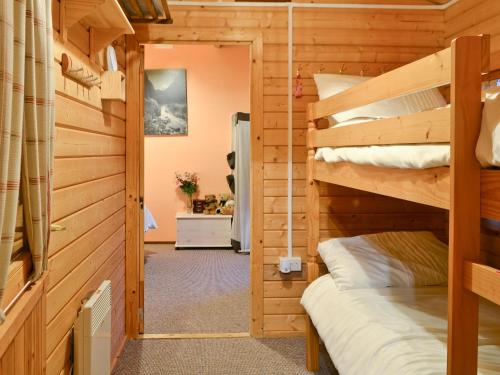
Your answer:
294;68;303;99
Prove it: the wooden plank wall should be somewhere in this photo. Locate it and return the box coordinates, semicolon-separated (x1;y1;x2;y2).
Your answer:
46;1;127;373
445;0;500;70
265;7;448;336
445;0;500;269
160;5;448;336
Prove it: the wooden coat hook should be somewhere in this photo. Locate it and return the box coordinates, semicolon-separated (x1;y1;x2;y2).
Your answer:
61;53;101;87
339;63;347;75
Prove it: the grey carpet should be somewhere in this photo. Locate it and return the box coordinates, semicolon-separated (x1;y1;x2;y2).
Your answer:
144;244;249;333
113;338;334;375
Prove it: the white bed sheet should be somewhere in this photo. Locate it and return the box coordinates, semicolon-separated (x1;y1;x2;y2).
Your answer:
144;205;158;233
301;275;500;375
315;91;500;169
315;144;450;169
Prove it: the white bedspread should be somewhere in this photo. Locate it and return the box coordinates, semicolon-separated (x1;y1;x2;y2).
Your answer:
301;275;500;375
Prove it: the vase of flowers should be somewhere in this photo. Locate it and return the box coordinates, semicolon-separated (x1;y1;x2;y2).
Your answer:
175;172;199;213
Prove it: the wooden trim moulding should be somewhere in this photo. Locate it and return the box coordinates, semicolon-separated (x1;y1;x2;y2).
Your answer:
125;28;265;338
125;34;142;339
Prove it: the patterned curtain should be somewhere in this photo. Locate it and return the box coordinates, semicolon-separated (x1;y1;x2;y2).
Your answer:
0;0;26;322
21;0;54;280
0;0;54;322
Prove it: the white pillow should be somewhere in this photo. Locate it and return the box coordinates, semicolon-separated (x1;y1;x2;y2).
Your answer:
476;89;500;167
314;74;447;123
318;231;448;291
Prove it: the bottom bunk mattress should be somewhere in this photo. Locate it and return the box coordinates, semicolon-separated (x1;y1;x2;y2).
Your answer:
301;275;500;375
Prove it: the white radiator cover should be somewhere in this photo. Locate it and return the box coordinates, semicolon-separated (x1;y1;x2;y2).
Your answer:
75;280;112;375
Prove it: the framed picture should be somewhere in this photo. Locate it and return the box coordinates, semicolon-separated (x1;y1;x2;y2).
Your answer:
144;69;188;135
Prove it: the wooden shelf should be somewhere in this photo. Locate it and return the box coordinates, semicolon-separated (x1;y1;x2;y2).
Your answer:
101;70;126;102
62;0;134;58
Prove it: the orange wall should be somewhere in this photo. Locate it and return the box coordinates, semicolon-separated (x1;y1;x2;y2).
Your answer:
144;44;250;242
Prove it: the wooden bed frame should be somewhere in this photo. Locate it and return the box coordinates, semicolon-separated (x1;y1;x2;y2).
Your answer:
305;35;500;375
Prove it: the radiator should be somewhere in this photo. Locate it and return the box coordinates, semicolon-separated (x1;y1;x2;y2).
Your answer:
75;280;112;375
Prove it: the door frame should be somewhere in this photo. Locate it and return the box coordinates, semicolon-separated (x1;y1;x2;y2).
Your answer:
125;30;264;339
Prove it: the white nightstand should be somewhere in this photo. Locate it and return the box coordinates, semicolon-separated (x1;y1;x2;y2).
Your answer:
175;213;233;248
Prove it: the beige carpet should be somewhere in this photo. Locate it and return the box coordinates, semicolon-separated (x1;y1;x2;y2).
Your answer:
112;338;334;375
144;244;249;333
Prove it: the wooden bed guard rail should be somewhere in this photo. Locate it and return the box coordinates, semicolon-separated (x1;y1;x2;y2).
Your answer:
464;262;500;306
305;35;500;375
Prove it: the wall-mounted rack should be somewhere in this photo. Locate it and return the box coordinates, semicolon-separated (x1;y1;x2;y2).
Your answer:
61;53;101;87
119;0;172;24
60;0;135;60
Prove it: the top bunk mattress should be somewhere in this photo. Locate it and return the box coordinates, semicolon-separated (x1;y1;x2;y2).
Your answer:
301;275;500;375
315;142;450;169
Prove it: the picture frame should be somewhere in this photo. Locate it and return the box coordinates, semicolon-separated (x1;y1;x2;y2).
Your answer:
144;68;188;136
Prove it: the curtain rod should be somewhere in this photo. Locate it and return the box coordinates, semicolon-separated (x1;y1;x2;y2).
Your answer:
168;0;458;10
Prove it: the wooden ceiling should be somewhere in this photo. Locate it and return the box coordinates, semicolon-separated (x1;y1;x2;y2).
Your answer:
233;0;453;3
118;0;454;24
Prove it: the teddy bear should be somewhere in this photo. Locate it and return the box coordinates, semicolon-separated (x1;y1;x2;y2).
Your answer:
203;194;218;215
220;199;235;216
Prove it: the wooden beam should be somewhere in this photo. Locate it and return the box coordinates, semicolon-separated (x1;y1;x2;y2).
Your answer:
314;161;450;210
306;117;320;372
309;107;450;148
309;47;451;120
250;35;265;338
447;35;484;375
464;262;500;306
125;34;141;339
132;23;259;44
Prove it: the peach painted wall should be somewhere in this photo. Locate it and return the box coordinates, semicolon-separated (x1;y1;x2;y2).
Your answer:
144;44;250;242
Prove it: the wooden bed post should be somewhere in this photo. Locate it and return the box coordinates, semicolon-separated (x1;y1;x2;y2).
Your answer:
447;35;489;375
306;104;320;372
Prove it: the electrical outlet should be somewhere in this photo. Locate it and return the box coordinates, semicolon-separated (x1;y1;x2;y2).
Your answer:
289;256;302;272
279;257;291;273
279;256;302;273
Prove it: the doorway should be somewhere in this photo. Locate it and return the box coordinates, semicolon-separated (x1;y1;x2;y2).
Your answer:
142;43;251;335
125;33;264;339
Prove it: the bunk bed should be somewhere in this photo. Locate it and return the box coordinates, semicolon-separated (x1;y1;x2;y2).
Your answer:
303;35;500;375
